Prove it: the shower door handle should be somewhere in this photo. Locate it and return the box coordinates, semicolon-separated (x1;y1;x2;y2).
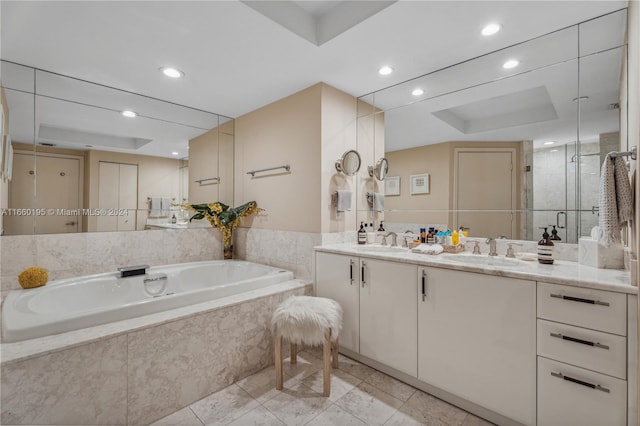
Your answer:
556;211;566;229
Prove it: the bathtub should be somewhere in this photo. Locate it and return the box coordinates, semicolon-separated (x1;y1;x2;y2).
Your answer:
2;260;294;342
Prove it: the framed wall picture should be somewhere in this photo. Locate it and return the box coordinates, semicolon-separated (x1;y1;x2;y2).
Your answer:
410;173;429;194
385;176;400;196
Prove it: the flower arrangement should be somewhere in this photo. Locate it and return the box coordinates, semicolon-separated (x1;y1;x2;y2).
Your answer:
18;266;49;289
183;201;262;259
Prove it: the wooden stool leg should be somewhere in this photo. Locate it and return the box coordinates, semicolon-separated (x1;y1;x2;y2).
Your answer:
290;343;298;364
323;328;332;397
275;335;283;390
331;338;339;369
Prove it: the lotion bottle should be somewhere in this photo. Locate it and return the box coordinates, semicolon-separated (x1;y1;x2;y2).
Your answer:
358;222;367;245
537;227;554;264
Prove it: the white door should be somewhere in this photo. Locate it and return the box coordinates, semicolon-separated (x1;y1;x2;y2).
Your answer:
360;258;417;376
97;161;138;231
455;149;516;239
7;152;82;235
315;252;360;352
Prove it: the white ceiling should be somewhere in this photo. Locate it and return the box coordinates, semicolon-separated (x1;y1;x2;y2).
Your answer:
0;0;628;157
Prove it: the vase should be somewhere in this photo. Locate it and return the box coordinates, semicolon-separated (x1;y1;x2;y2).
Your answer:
222;227;233;259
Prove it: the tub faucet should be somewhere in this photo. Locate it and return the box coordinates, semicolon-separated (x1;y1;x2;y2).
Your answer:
118;265;149;278
382;232;398;247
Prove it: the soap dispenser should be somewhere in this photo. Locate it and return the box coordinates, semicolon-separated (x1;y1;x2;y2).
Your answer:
378;221;385;232
537;227;554;264
358;222;366;245
549;225;562;241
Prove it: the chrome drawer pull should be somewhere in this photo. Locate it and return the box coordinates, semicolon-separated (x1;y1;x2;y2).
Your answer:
550;371;610;393
350;260;354;285
421;270;427;302
550;332;610;350
361;261;366;287
550;293;610;306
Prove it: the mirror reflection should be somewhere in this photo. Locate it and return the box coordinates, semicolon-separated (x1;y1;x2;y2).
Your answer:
0;60;233;235
335;149;361;176
357;9;627;244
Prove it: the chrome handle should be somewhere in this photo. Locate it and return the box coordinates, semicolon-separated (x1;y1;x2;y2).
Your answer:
556;211;566;229
349;260;354;285
361;261;366;287
421;270;426;301
550;371;610;393
550;293;610;306
550;332;610;350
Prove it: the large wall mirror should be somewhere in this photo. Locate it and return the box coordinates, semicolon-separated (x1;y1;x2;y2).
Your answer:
357;9;628;244
1;60;233;235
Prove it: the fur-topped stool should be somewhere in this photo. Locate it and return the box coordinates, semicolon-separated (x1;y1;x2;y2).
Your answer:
271;295;343;397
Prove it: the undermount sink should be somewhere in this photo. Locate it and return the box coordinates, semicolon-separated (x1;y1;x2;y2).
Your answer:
355;245;410;253
441;253;529;268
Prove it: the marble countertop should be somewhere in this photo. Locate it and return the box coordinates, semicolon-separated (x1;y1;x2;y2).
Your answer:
315;244;636;295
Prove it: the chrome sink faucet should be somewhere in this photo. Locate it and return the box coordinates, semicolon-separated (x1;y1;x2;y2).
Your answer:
485;235;507;257
382;232;398;247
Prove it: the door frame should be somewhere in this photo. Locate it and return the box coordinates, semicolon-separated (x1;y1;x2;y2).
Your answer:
452;147;517;237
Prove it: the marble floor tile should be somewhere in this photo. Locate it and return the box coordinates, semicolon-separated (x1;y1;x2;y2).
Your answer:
462;413;496;426
262;381;333;425
384;409;449;426
334;381;404;426
398;390;469;426
282;351;324;382
335;354;376;381
150;407;204;426
364;371;416;402
301;368;363;402
189;384;259;425
236;366;298;404
226;404;286;426
306;403;367;426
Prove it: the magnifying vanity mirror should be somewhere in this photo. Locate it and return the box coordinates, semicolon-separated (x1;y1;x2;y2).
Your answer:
335;149;361;176
355;9;629;244
368;158;389;181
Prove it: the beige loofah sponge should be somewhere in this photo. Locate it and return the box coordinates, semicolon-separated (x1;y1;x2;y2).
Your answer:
18;267;49;289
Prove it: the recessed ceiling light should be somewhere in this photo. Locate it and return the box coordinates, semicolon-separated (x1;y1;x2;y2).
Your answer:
502;59;519;69
412;88;424;96
160;67;184;78
121;110;137;118
481;23;501;36
378;66;393;76
550;149;559;152
544;141;555;145
171;151;179;156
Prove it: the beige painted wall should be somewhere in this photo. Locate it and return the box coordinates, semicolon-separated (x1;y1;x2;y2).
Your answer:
86;150;183;231
235;84;323;233
356;103;385;231
385;141;522;234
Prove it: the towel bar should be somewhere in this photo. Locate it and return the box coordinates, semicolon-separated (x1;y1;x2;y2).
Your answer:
247;165;290;177
610;146;636;161
194;177;220;185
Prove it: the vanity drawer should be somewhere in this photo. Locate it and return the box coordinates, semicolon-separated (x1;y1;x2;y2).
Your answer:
537;282;626;336
537;319;626;379
538;357;627;426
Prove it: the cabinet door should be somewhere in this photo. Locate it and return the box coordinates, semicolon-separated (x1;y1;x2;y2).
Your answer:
315;252;359;352
418;267;536;426
360;258;417;376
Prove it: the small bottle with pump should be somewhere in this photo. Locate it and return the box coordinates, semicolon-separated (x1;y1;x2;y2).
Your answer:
378;221;385;232
171;214;177;224
420;228;426;243
537;227;554;264
358;222;367;245
549;225;562;241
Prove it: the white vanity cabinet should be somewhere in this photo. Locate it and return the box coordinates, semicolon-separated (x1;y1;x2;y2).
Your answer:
417;267;537;426
315;252;360;352
536;282;629;426
315;252;418;375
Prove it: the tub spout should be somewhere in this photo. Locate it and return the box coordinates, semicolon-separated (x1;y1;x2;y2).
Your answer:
118;265;149;278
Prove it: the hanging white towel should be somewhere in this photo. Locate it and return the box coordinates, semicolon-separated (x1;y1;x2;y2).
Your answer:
373;192;385;212
161;198;172;217
336;190;352;212
149;197;162;217
597;154;634;246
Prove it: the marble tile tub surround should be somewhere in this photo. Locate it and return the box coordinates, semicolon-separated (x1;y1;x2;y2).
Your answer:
0;228;223;294
1;280;312;425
